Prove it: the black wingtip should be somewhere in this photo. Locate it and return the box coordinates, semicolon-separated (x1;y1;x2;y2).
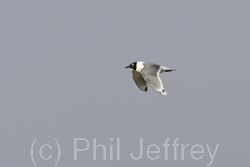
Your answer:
165;69;176;72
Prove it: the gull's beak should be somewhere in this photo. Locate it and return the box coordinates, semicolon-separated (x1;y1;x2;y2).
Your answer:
125;65;130;69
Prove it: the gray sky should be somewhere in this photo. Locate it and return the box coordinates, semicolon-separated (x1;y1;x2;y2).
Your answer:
1;1;249;166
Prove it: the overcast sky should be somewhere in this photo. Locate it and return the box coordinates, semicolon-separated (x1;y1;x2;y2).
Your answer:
1;1;249;167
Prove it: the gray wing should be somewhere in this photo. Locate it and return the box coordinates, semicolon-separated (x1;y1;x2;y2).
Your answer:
132;70;148;92
141;63;167;95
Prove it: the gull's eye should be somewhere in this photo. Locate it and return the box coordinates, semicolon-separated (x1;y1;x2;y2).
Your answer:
131;64;134;66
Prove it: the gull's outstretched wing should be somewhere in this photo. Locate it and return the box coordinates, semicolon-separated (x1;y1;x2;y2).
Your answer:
140;63;167;95
132;70;148;92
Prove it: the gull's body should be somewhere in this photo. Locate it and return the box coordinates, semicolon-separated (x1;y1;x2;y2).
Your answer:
125;61;176;95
